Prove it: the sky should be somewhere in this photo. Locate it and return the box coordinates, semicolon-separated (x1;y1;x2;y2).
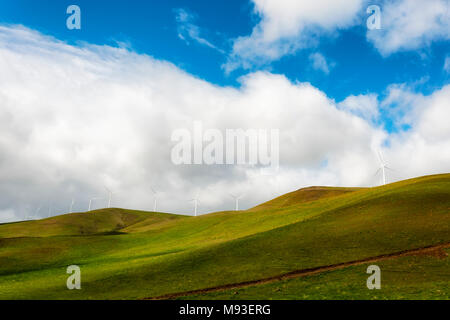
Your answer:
0;0;449;221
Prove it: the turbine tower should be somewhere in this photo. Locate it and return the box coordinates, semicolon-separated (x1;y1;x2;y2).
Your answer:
88;197;102;211
229;193;245;211
189;192;200;216
34;204;42;220
48;202;52;218
150;187;158;212
376;150;392;185
69;198;75;213
104;186;117;208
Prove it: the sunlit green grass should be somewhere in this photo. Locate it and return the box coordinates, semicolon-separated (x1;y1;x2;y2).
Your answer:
0;174;449;299
0;208;187;238
182;249;450;300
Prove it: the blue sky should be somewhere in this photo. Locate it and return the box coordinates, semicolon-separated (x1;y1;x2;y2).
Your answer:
0;0;448;104
0;0;449;220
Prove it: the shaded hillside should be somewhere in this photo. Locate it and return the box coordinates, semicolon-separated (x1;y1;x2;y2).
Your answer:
0;174;448;299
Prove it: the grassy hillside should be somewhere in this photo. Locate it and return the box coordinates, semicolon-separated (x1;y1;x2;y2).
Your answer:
250;186;363;210
181;247;450;300
0;208;187;238
0;174;449;299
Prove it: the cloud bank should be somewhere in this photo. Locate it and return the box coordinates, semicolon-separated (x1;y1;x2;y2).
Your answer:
224;0;449;71
0;25;449;222
366;0;450;55
224;0;364;71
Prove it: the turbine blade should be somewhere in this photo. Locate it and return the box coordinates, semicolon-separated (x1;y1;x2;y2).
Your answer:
373;168;382;176
379;150;384;160
376;151;382;164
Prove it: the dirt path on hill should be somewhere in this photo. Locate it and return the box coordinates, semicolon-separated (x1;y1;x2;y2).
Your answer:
144;242;450;300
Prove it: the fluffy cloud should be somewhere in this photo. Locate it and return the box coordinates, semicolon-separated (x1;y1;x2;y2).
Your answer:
338;94;379;122
386;84;450;179
309;52;335;74
0;25;449;222
366;0;450;55
224;0;449;71
224;0;364;71
381;83;427;129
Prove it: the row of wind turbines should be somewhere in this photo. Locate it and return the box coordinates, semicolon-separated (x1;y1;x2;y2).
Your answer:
87;188;245;217
225;150;392;216
29;186;245;220
187;192;245;216
28;150;391;220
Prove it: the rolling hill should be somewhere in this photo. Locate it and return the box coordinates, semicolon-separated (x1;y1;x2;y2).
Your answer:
250;186;363;210
0;208;187;238
0;173;449;299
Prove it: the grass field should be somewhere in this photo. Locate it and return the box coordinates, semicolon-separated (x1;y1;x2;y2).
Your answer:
0;173;449;299
180;247;450;300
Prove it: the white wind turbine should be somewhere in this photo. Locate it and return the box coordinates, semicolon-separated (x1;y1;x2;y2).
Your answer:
88;197;102;211
33;204;42;220
24;206;32;220
150;187;158;212
375;150;392;185
229;193;245;211
189;192;200;217
104;186;118;208
48;202;52;218
69;198;75;213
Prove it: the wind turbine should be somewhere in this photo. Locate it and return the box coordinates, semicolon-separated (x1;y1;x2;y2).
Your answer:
229;193;245;211
104;186;117;208
150;187;158;212
69;198;75;213
48;202;52;218
375;150;392;185
189;192;200;217
88;197;102;211
33;204;42;220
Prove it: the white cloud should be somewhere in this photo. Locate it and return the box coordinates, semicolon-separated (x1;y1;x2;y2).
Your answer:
309;52;335;74
367;0;450;55
175;8;224;53
223;0;449;71
381;83;426;129
0;25;449;222
385;85;450;180
224;0;364;72
338;94;379;122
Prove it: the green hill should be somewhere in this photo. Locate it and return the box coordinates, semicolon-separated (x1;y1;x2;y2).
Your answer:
250;186;363;210
0;208;187;238
0;173;449;299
